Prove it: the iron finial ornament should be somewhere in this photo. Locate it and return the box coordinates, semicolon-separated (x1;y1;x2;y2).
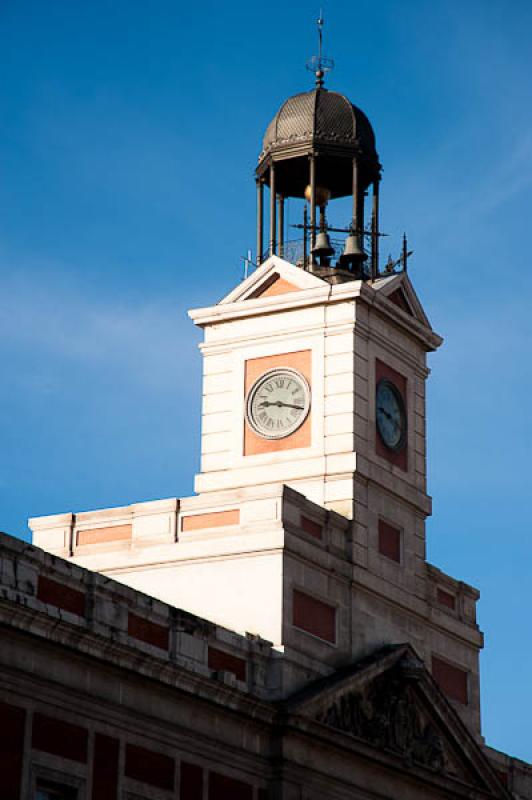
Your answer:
306;11;334;87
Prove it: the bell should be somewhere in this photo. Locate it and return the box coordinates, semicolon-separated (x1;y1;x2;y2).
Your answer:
311;230;334;259
338;233;367;268
304;184;331;207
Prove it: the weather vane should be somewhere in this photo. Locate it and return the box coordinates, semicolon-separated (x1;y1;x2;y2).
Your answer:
306;11;334;87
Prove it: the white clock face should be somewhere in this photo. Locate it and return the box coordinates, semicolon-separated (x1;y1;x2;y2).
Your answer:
376;379;407;452
246;368;311;440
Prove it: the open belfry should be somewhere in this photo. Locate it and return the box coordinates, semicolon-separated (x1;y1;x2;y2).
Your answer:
2;25;531;800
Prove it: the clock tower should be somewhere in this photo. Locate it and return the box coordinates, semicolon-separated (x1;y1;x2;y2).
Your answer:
191;80;442;552
30;55;484;741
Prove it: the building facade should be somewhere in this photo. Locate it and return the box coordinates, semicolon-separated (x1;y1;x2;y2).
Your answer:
2;66;531;800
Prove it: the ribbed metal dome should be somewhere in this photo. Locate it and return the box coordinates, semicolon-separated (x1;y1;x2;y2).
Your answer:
261;88;377;158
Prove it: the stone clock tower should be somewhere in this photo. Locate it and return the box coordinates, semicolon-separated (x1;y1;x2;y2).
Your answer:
31;69;487;750
190;85;442;596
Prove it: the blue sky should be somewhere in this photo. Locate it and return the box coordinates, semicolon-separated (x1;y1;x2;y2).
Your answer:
1;0;532;762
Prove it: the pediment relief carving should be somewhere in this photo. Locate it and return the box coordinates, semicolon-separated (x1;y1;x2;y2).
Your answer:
315;666;468;780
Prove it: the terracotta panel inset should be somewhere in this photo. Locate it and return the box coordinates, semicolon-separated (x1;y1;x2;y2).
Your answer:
375;358;408;472
125;744;175;791
77;524;132;546
0;702;26;800
432;656;468;705
250;273;300;299
32;713;88;763
76;525;132;545
244;350;312;455
437;587;456;610
292;589;336;643
37;575;86;616
181;509;240;532
378;519;401;563
180;762;203;800
92;734;119;800
388;288;412;315
209;772;253;800
208;646;247;682
301;515;323;540
128;612;169;651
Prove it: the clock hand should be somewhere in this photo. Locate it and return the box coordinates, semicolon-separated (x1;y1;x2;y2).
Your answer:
259;401;303;410
378;405;393;421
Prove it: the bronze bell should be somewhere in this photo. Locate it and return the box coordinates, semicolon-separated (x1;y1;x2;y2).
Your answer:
311;230;335;259
338;232;367;268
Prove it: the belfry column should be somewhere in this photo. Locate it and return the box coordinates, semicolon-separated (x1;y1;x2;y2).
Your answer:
309;155;317;251
269;163;277;256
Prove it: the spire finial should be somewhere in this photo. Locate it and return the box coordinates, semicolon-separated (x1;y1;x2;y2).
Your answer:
306;11;334;88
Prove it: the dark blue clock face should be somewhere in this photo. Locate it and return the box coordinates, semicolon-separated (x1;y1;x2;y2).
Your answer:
376;379;407;452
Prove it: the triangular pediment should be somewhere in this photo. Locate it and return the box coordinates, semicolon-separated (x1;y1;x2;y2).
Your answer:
373;272;433;330
283;645;510;798
219;256;325;305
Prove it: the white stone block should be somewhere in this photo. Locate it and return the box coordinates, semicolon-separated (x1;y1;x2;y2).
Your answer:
240;498;280;525
201;411;232;435
201;431;232;455
324;432;354;454
201;451;233;472
324;478;354;503
133;513;175;543
325;452;356;474
324;392;354;416
203;372;232;394
354;415;368;439
325;301;355;324
324;332;354;356
325;413;355;436
203;353;233;376
354;395;368;420
325;352;354;376
354;355;368;379
202;391;233;414
325;373;354;395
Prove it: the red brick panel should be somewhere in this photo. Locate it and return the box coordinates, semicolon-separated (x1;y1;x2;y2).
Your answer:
180;762;203;800
378;519;401;563
432;656;468;705
244;350;312;455
37;575;86;616
77;524;132;546
292;590;336;644
300;516;323;540
208;647;247;682
125;744;174;791
388;288;412;315
209;772;253;800
375;359;408;472
92;734;120;800
0;702;26;800
437;588;456;610
128;612;169;651
250;274;300;298
32;713;88;762
181;510;240;532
